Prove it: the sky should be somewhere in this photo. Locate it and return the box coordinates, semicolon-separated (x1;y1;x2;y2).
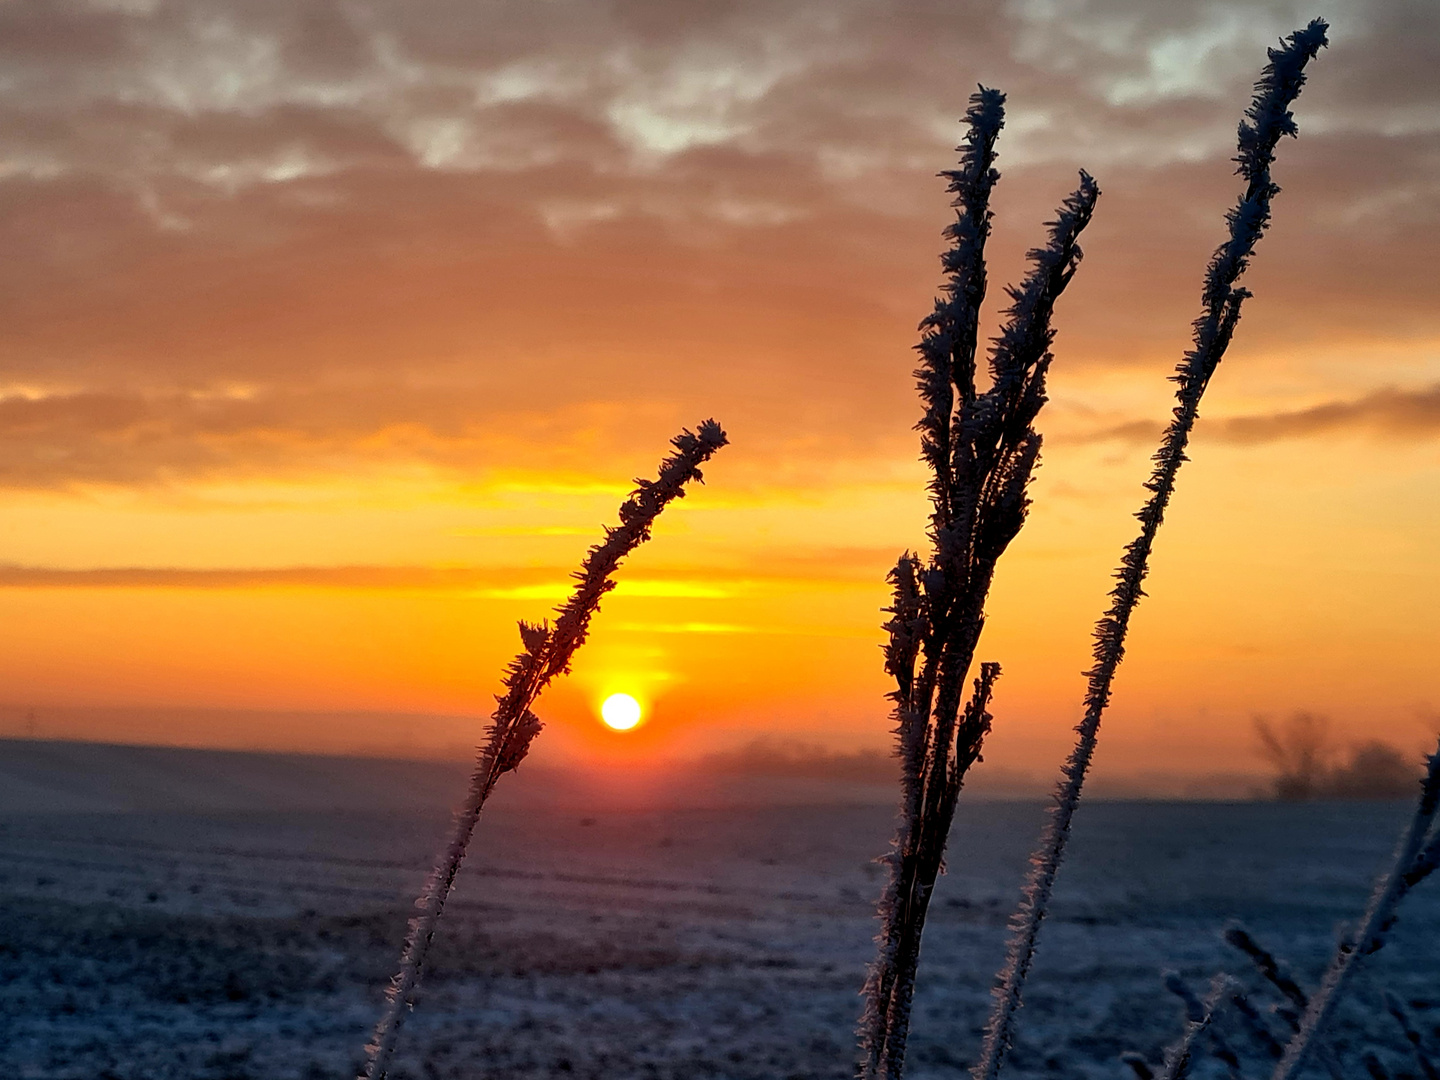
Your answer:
0;0;1437;785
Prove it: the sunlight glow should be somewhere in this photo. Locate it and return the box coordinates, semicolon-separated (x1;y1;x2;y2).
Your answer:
600;692;643;731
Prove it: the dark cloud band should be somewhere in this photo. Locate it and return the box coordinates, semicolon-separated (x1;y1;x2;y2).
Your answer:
0;0;1435;486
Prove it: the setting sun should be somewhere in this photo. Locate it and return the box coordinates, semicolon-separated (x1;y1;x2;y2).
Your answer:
600;693;643;732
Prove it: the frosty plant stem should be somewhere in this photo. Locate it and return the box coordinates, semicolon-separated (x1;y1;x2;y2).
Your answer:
1383;990;1440;1080
858;86;1099;1080
973;21;1328;1080
361;420;728;1080
1272;740;1440;1080
1162;972;1243;1080
1160;975;1236;1080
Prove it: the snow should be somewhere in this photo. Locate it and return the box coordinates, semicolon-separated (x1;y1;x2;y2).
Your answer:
0;744;1436;1079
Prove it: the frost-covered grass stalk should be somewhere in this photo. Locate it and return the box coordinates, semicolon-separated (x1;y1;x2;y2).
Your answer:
1271;739;1440;1080
1160;975;1235;1080
858;85;1099;1080
360;420;728;1080
1141;749;1440;1079
1127;748;1440;1080
972;22;1328;1080
1223;923;1311;1017
1383;991;1440;1080
1163;972;1243;1080
1186;806;1440;1080
1219;924;1347;1080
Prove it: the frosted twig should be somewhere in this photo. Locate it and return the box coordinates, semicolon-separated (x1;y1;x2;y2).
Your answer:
859;82;1100;1080
1165;971;1244;1080
1223;923;1309;1011
361;420;728;1080
972;23;1328;1080
1384;991;1440;1080
859;83;1098;1074
1271;739;1440;1080
1160;976;1235;1080
1230;988;1286;1061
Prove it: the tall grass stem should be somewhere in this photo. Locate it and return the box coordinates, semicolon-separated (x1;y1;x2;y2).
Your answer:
361;420;728;1080
1271;741;1440;1080
1161;976;1234;1080
971;23;1327;1080
858;84;1099;1080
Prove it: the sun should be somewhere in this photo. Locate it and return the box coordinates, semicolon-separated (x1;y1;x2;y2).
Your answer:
600;693;642;731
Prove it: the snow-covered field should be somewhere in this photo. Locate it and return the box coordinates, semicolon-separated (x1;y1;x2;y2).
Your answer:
1;745;1437;1079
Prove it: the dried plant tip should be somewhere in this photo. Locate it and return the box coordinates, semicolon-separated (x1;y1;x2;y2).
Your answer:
1230;988;1286;1060
1165;971;1207;1023
1235;20;1329;185
915;86;1007;531
1222;923;1309;1009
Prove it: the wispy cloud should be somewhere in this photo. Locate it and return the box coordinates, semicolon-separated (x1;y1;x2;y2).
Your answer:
612;621;754;634
472;578;734;600
1215;384;1440;443
1065;384;1440;446
0;564;504;590
0;561;862;596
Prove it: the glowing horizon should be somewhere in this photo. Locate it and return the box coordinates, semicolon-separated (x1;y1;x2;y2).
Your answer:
0;0;1437;785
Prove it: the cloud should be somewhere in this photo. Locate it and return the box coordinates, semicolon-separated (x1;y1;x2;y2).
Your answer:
474;579;734;600
1067;383;1440;445
0;0;1433;489
1217;384;1440;443
0;545;896;591
0;564;515;590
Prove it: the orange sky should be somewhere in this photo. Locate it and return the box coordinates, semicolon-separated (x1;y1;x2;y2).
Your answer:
0;0;1437;784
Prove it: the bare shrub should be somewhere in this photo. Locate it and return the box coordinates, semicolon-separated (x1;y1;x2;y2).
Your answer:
1255;713;1336;800
1330;742;1421;800
1255;714;1421;800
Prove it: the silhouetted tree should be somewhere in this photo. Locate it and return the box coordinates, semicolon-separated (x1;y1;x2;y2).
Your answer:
1255;712;1334;800
1330;741;1420;800
1255;715;1419;801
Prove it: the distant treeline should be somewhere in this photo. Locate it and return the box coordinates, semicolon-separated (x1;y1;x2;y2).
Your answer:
1256;713;1423;800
